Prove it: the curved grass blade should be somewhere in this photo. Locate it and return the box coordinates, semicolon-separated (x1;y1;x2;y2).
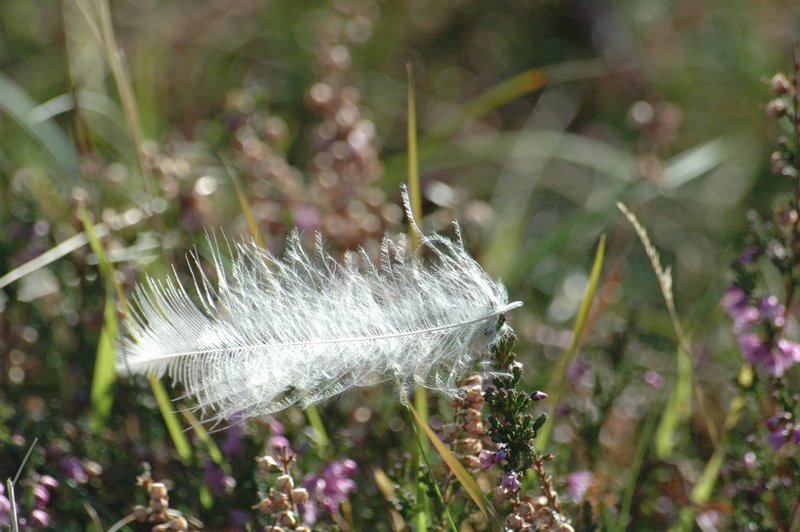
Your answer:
82;209;191;459
537;235;606;451
430;67;549;142
0;72;80;189
81;209;120;432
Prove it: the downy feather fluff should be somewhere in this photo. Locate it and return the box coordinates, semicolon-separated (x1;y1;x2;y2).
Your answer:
117;192;522;422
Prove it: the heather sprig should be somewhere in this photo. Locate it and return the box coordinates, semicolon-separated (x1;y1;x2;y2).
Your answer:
483;329;573;530
720;52;800;529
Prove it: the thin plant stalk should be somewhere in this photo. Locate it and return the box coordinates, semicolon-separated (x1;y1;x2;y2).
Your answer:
406;62;430;530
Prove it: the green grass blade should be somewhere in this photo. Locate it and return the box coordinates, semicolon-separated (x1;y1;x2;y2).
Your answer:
618;203;693;459
80;209;119;432
409;417;457;532
180;410;224;465
615;394;661;532
149;376;192;463
223;156;266;249
0;71;80;189
430;67;549;141
691;365;751;503
537;235;606;451
405;63;423;244
406;63;430;531
304;404;331;459
406;399;503;530
654;344;692;459
90;297;118;432
72;0;155;197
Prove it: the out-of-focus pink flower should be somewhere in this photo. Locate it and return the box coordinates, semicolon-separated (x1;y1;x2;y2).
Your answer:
268;435;291;453
0;492;11;526
565;471;593;503
32;483;50;508
302;458;358;523
293;205;320;231
38;475;58;490
566;358;590;388
29;509;50;528
643;370;664;389
743;451;757;469
60;456;88;484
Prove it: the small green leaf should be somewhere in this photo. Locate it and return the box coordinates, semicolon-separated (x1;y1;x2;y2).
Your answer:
0;72;80;189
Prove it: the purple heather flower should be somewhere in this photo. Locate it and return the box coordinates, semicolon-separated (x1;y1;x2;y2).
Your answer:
29;509;50;528
203;460;234;497
303;459;358;516
60;456;88;484
766;412;792;431
495;448;508;462
565;471;593;503
765;411;800;450
734;244;762;266
767;425;792;450
500;471;520;493
228;509;250;526
737;334;800;378
758;296;786;328
722;285;748;312
221;422;244;458
478;450;496;469
722;286;758;333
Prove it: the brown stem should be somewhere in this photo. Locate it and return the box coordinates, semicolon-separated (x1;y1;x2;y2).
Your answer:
532;452;562;515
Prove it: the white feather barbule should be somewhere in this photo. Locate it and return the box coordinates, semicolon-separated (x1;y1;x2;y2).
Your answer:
117;193;522;422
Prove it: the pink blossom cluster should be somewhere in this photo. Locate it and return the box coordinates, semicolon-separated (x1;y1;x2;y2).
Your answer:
723;286;800;378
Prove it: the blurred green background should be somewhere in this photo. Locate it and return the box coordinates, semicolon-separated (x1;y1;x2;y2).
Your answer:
2;0;800;529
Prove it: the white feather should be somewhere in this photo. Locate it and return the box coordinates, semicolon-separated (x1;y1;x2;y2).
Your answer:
117;191;522;422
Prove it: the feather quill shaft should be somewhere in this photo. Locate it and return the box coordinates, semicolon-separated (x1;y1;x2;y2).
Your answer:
117;192;521;422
